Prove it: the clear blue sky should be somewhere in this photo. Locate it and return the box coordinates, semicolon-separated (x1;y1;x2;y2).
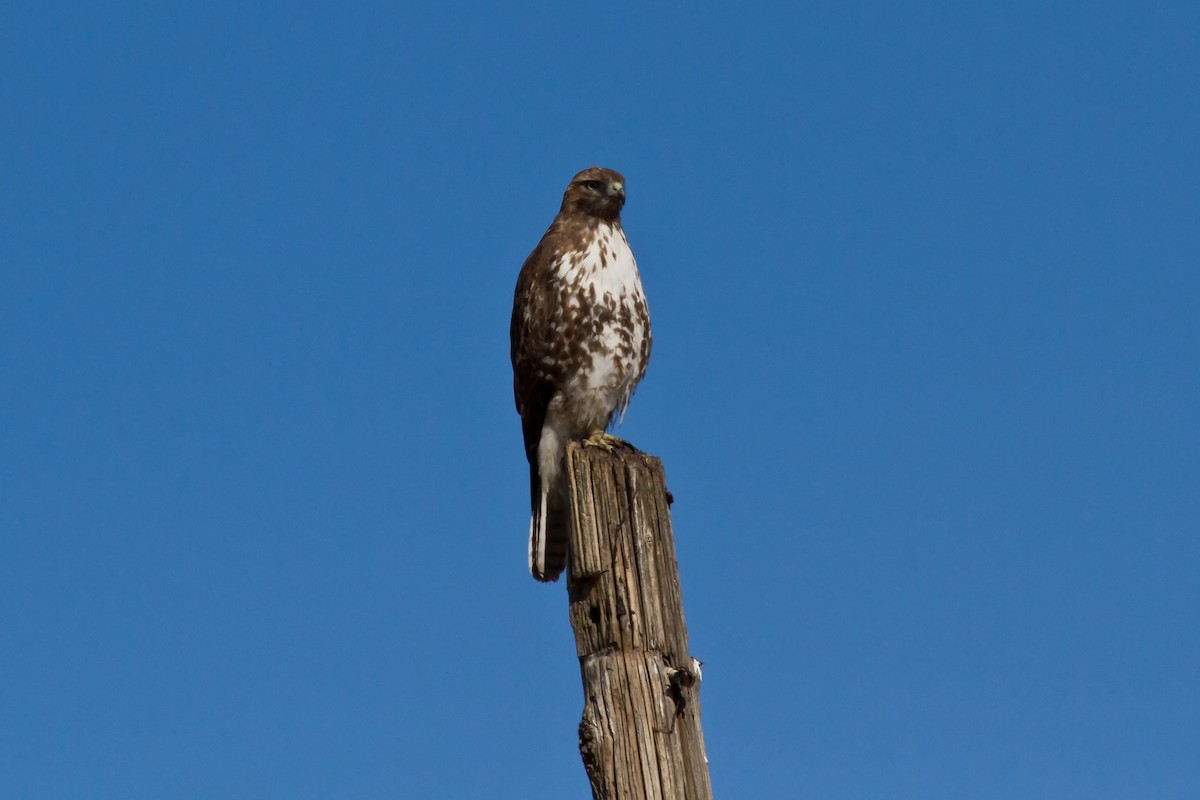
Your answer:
3;2;1198;797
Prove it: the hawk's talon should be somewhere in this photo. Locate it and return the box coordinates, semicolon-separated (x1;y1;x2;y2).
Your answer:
584;431;627;453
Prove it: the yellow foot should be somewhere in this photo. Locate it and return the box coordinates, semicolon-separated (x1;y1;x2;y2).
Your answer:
584;431;628;453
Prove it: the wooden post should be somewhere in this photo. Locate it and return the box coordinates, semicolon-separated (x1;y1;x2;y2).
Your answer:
564;442;712;800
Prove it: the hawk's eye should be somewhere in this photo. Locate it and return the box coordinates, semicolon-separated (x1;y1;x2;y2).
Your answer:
583;180;601;191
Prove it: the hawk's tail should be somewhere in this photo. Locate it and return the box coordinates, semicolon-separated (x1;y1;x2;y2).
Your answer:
529;481;569;582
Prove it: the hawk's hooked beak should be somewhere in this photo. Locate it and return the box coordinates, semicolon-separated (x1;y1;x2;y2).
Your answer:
607;182;625;199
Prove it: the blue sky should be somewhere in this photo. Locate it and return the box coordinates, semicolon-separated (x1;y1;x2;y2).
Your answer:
3;1;1198;797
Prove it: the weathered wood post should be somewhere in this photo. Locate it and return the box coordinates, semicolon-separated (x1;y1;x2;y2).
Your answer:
564;442;712;800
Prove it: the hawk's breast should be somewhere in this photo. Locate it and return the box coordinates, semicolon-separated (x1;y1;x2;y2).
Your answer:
552;223;650;430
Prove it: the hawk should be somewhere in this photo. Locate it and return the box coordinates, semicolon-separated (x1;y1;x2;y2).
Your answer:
510;167;652;582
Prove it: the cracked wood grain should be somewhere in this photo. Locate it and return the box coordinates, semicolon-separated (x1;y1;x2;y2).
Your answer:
565;443;712;800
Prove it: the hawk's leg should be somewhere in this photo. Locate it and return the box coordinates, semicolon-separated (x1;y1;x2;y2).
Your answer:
584;429;631;453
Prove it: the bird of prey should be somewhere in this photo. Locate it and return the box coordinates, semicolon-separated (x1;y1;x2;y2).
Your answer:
510;167;652;582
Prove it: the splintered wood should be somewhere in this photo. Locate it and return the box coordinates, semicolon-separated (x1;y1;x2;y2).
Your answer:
565;443;711;800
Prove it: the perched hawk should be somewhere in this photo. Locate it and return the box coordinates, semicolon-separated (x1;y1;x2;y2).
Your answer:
510;167;652;582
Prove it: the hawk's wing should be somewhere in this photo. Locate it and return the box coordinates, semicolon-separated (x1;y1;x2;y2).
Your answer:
510;238;560;469
510;236;573;580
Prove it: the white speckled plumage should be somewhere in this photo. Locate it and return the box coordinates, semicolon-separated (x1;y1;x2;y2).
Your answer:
551;224;647;431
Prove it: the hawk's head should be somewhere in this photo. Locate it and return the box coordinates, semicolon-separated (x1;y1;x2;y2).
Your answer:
560;167;626;221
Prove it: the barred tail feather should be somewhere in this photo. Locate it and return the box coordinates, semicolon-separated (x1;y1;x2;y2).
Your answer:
529;486;569;582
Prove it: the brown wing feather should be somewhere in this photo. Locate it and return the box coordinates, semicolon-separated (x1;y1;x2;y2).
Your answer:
510;231;570;527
